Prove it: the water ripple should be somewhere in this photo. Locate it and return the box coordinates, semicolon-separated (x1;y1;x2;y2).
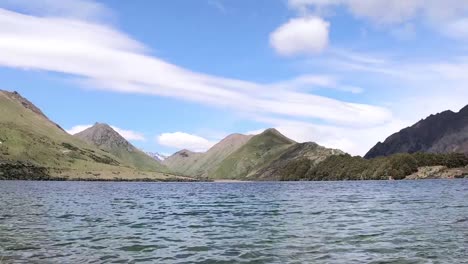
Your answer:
0;180;467;263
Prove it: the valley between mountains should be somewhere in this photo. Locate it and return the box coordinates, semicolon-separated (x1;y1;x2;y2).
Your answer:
1;90;468;181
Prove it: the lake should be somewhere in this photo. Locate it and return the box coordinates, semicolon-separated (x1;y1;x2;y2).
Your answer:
0;180;467;263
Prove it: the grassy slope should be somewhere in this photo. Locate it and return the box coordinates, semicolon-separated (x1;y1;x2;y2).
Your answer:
189;134;253;177
162;150;204;176
0;91;185;181
208;129;296;179
163;134;253;178
112;147;170;172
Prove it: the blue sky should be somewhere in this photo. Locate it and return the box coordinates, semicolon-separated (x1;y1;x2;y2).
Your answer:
0;0;468;156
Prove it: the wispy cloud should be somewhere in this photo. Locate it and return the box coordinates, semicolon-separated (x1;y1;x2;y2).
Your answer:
3;1;467;155
0;7;391;128
287;0;468;39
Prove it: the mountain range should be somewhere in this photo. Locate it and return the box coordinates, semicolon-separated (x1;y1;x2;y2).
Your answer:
1;89;467;181
162;129;344;180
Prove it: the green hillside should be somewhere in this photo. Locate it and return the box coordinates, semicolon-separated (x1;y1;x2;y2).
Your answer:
163;149;204;176
208;128;296;179
163;133;253;178
0;90;187;181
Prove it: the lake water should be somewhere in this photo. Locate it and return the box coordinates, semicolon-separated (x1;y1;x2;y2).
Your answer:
0;180;467;263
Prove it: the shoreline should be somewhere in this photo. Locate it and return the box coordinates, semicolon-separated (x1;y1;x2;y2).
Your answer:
212;179;250;183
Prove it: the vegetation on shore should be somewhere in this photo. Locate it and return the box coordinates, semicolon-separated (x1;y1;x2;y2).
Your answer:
276;152;468;181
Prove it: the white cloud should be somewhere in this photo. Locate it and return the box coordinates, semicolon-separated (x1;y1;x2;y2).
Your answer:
111;126;145;141
270;16;330;56
157;132;216;152
0;8;391;127
66;124;92;135
66;124;145;141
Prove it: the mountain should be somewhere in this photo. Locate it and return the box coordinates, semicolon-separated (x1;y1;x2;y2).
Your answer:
74;123;168;172
0;90;186;181
164;129;343;180
365;105;468;159
208;129;296;179
146;152;167;162
163;133;253;177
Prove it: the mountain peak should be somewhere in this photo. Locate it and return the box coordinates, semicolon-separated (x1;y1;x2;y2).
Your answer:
259;128;296;144
92;122;112;129
75;123;135;152
263;128;280;134
212;133;252;148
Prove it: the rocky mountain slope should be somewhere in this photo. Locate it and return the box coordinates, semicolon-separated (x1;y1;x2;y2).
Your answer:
0;90;186;181
75;123;168;172
365;105;468;158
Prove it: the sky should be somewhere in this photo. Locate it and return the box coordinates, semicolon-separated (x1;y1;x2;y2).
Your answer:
0;0;468;156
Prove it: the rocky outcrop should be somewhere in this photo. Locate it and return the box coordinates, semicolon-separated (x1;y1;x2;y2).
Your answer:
405;166;468;180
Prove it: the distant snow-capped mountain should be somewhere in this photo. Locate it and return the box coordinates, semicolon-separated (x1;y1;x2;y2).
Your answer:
146;152;168;161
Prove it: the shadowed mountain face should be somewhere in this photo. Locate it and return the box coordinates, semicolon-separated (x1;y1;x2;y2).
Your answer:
365;105;468;159
75;123;168;172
